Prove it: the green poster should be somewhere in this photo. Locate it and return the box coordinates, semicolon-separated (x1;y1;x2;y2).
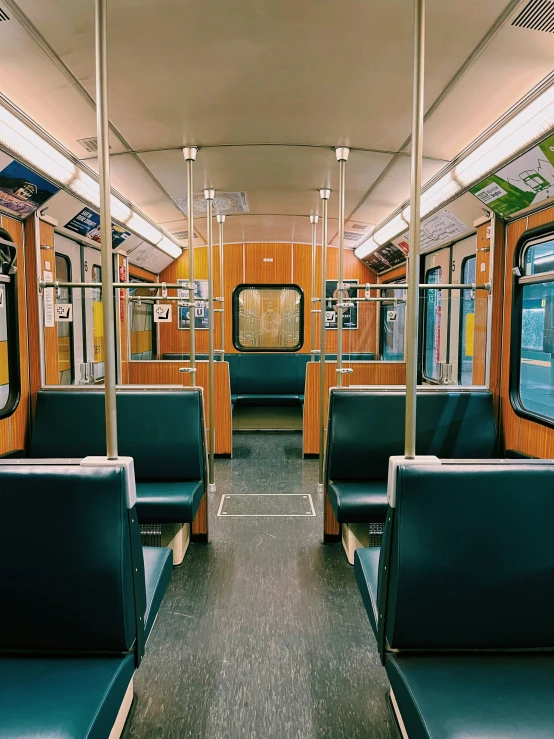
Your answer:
470;132;554;217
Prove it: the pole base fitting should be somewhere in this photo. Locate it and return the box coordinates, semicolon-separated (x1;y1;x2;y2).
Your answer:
208;483;217;494
317;483;324;494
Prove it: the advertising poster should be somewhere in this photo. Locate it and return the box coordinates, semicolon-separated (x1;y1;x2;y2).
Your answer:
0;160;59;216
178;279;209;330
325;279;358;329
64;207;131;248
471;132;554;217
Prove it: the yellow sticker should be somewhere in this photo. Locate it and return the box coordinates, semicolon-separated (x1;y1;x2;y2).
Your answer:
465;313;474;357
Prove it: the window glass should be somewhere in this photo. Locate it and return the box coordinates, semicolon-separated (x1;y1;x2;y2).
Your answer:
91;265;104;380
0;283;8;410
129;283;156;360
55;254;73;384
459;256;476;385
523;238;554;276
380;283;405;361
424;267;442;381
233;285;303;351
519;280;554;420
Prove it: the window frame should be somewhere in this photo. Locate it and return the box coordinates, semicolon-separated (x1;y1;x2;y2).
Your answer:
0;233;20;421
379;278;406;361
422;265;443;382
232;283;305;353
128;275;157;361
510;221;554;429
457;254;477;385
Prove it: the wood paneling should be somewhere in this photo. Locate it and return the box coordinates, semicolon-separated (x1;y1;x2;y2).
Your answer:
128;360;232;455
0;216;29;454
128;264;158;282
302;360;406;456
158;243;376;357
498;205;554;457
379;265;406;283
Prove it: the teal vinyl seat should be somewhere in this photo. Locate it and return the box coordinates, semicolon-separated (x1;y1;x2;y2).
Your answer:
226;353;310;407
0;461;172;739
326;388;498;526
30;388;206;526
355;459;554;738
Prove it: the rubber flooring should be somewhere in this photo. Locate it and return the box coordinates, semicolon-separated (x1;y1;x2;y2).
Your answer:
123;432;393;739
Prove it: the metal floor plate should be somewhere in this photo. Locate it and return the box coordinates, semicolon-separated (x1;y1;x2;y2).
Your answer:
218;493;316;517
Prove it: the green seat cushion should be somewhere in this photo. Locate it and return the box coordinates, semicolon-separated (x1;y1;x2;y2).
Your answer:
0;655;134;739
136;480;204;523
387;652;554;739
143;546;173;638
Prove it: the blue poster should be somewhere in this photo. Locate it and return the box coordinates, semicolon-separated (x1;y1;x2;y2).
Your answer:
178;279;209;330
0;160;59;216
65;207;131;248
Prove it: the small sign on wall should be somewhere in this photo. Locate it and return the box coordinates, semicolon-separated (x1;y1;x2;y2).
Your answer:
154;304;172;323
387;310;398;322
55;304;73;322
43;270;55;328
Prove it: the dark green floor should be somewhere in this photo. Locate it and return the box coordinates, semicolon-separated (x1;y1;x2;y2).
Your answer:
123;432;392;739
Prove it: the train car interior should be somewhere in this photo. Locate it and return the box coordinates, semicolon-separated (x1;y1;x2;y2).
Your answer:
1;0;554;737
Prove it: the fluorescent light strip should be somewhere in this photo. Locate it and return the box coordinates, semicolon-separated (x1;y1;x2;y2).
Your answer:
356;81;554;260
0;99;181;257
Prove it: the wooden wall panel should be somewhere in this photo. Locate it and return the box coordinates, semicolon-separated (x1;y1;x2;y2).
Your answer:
223;243;244;355
244;243;293;283
498;205;554;457
302;360;406;456
0;216;29;454
128;360;232;455
379;265;406;283
293;243;313;350
128;264;158;281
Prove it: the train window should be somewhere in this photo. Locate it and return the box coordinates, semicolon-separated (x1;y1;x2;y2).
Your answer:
0;230;19;419
459;256;476;385
424;266;442;381
380;283;405;361
91;265;104;381
129;282;156;360
232;284;304;352
55;253;74;384
514;235;554;423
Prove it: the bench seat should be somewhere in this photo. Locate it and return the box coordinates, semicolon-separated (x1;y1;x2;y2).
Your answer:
387;652;554;739
232;393;304;407
227;353;309;408
0;654;135;739
143;547;173;638
354;547;380;637
136;480;204;524
328;481;388;523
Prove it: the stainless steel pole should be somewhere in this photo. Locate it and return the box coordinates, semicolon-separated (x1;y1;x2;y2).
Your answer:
318;188;331;491
95;0;118;459
217;213;226;358
405;0;425;459
310;214;319;355
335;148;350;386
205;188;216;491
183;147;198;386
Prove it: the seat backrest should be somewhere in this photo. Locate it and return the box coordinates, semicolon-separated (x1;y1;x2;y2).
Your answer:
30;389;205;482
327;389;498;482
382;461;554;651
0;462;145;655
161;353;210;361
224;354;308;396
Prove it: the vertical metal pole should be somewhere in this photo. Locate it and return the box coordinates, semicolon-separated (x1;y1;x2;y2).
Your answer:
217;214;226;357
484;216;495;388
335;148;350;385
318;188;331;491
310;215;319;354
404;0;425;460
205;189;216;491
95;0;118;459
183;147;198;386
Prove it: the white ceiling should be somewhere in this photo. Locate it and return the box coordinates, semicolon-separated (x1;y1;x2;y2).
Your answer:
0;0;552;251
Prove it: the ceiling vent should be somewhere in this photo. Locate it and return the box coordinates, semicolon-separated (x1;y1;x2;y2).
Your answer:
171;230;199;240
0;7;10;20
173;192;249;217
77;137;99;153
350;222;368;231
344;231;362;241
512;0;554;32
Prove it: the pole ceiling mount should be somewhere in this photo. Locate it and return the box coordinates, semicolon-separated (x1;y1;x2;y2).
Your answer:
183;146;198;161
319;188;331;200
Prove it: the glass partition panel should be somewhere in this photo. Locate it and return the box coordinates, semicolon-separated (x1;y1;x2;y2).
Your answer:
233;284;304;351
0;283;9;409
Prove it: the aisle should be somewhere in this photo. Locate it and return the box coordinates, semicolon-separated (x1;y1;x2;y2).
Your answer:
124;432;392;739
